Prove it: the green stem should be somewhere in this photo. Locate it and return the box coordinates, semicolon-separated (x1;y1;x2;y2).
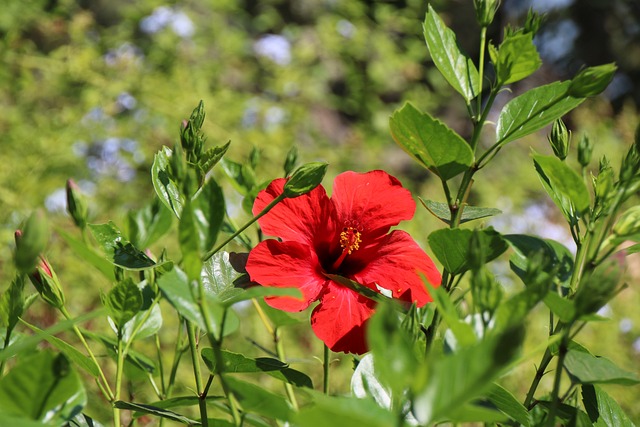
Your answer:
186;321;208;427
323;344;331;395
166;317;187;399
523;348;553;409
476;26;487;119
203;193;286;261
114;336;125;427
275;327;299;410
155;333;166;398
60;307;114;401
545;334;569;427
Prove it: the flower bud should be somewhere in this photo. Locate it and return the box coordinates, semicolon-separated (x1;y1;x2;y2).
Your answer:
577;134;593;167
574;260;620;318
283;162;328;198
66;179;88;229
593;160;614;208
14;210;49;273
612;205;640;238
548;119;571;160
471;266;503;315
28;256;65;308
283;146;298;177
568;64;617;98
474;0;499;27
620;143;640;183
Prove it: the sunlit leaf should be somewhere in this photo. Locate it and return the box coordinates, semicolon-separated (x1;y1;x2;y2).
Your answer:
582;384;634;427
225;376;293;421
151;146;184;218
565;349;640;385
494;32;541;85
423;5;479;101
390;103;473;180
496;81;583;146
89;222;156;270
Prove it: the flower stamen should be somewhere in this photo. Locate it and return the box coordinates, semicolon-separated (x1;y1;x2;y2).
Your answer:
332;226;362;270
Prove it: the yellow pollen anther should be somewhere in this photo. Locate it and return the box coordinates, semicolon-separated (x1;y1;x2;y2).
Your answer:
340;227;362;254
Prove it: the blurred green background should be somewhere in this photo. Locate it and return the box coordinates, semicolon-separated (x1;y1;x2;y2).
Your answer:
1;0;639;423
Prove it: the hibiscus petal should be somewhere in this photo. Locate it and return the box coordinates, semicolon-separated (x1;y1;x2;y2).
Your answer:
331;170;415;240
310;281;376;355
253;178;336;247
246;240;325;312
351;230;441;306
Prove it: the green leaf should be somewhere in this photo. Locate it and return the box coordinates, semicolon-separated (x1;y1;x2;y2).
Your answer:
121;302;162;344
447;403;508;424
84;331;156;374
257;299;303;327
224;376;293;421
102;278;143;330
57;228;116;281
487;383;531;426
428;227;507;275
367;301;418;396
221;158;256;196
423;5;479;101
533;153;591;220
283;162;328;197
0;351;86;424
89;222;156;270
114;401;199;425
127;199;173;249
582;384;634;427
192;178;226;253
390;103;473;180
21;320;101;378
199;141;231;176
543;292;576;322
564;349;640;385
157;267;239;337
152;146;184;218
505;234;574;285
425;283;477;347
496;81;584;146
412;326;525;425
494;32;542;85
419;198;502;225
201;349;312;388
293;391;396;427
68;413;105;427
0;275;25;334
178;199;203;281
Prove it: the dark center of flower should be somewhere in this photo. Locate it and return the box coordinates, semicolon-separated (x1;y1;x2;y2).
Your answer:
331;226;362;270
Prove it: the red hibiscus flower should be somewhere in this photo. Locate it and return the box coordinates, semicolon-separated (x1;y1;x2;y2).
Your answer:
246;170;441;354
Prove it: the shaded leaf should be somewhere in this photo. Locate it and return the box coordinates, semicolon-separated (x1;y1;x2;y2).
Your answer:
114;401;199;425
420;198;502;225
293;391;396;427
127;199;173;249
0;351;86;424
565;350;640;385
390;103;473;180
224;376;293;421
102;278;143;330
428;227;507;275
505;234;574;285
179;199;203;281
57;228;116;281
487;383;531;426
192;178;226;253
423;5;479;101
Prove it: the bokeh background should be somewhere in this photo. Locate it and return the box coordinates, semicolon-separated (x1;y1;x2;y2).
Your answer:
1;0;639;422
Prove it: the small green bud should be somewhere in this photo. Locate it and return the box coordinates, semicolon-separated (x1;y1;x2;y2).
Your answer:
524;9;543;35
474;0;500;27
283;146;298;177
283;162;328;198
28;256;65;308
14;211;49;273
612;205;640;237
249;147;260;170
577;134;593;167
568;63;617;98
593;160;614;207
620;143;640;183
471;266;503;315
66;179;88;229
548;119;571;160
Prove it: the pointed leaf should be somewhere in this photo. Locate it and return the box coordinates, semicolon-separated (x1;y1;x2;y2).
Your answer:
428;227;507;275
199;141;231;175
151;146;184;218
102;278;143;329
496;81;584;146
390;103;473;180
192;178;226;253
423;5;479;101
0;351;86;424
495;32;542;85
533;153;591;220
582;384;634;427
224;376;293;421
178;199;202;281
420;198;501;225
57;228;116;281
293;391;396;427
127;200;173;249
89;222;156;270
487;383;531;426
114;401;199;425
505;234;574;285
565;350;640;385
